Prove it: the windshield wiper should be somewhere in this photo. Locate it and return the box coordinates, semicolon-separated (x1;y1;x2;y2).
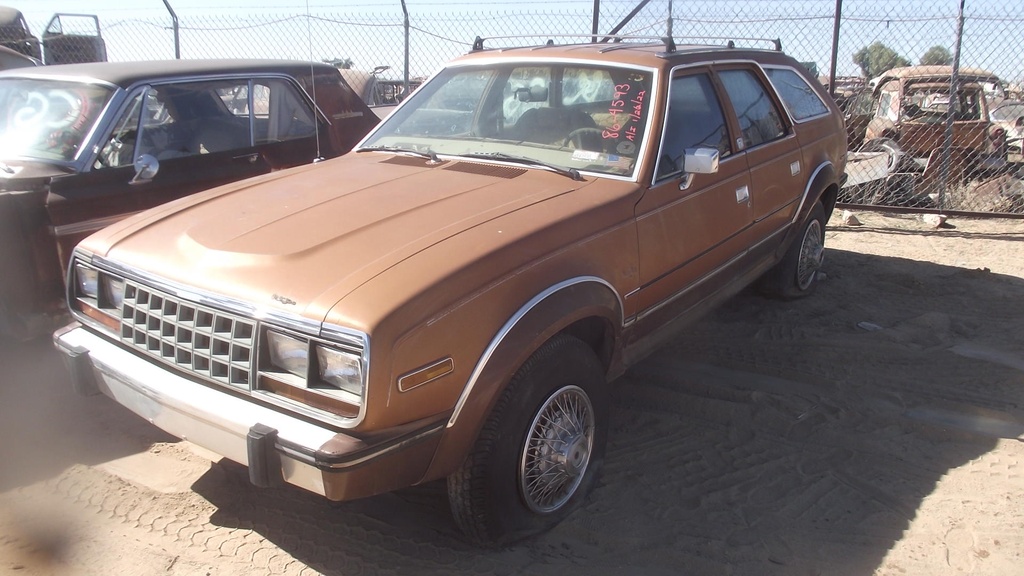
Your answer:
457;152;582;181
356;145;440;163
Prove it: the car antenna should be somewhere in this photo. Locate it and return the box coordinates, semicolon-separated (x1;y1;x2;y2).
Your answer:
305;0;324;162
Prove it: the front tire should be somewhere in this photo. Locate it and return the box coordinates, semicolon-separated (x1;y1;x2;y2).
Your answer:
759;202;826;299
447;334;608;545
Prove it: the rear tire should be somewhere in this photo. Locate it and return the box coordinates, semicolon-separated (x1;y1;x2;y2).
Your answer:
759;202;826;299
447;334;608;546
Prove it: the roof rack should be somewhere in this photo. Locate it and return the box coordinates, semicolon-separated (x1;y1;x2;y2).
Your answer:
470;34;782;53
664;36;783;52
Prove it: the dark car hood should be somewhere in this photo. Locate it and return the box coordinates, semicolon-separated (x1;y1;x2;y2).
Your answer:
0;158;71;192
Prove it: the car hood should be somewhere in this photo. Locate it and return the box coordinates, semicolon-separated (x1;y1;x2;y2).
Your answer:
0;158;70;191
85;152;598;324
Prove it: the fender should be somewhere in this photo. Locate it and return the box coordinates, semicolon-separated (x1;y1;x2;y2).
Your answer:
0;190;60;337
774;160;838;260
420;276;623;482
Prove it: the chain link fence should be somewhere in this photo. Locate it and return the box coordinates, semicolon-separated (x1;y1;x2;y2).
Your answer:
20;0;1024;215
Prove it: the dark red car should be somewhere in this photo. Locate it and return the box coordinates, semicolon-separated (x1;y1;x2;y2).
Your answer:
0;59;378;338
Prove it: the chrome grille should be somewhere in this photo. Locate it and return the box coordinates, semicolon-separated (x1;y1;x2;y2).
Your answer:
119;281;255;388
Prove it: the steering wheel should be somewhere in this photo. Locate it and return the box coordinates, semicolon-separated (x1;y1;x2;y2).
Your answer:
563;127;604;150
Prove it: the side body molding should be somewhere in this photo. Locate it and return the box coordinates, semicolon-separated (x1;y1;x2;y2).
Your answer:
421;276;623;482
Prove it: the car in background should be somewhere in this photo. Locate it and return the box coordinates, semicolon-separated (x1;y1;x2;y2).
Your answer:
55;37;846;544
338;65;423;119
0;6;40;61
37;13;107;65
0;44;38;69
990;100;1023;163
837;86;873;150
859;66;1006;203
0;7;108;65
0;59;379;338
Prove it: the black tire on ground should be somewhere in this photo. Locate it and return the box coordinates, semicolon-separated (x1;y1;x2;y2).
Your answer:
759;202;827;299
447;333;608;546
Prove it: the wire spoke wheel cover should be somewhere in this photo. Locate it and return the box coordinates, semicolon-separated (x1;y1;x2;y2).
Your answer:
447;334;607;544
796;218;824;290
519;385;595;513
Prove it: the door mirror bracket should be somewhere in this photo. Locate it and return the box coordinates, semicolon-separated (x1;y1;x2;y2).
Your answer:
131;154;159;184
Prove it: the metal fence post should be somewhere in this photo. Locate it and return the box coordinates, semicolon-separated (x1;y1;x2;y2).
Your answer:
161;0;180;59
939;0;968;212
829;0;843;98
401;0;410;97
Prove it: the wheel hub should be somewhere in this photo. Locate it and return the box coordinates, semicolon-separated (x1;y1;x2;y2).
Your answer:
796;220;824;290
519;385;595;513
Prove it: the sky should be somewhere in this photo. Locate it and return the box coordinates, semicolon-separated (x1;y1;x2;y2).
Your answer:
23;0;550;20
14;1;1023;85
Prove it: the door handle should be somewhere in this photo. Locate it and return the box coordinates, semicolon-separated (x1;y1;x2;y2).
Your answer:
735;185;750;204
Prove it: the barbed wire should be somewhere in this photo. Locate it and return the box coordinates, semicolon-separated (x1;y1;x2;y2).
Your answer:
14;2;1023;214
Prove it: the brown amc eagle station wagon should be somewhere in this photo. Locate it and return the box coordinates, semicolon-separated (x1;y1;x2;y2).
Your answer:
55;37;847;544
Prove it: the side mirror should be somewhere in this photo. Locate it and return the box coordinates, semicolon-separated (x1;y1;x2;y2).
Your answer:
684;147;719;174
131;154;159;184
679;147;719;191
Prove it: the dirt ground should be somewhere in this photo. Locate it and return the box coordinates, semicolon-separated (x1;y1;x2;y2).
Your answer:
1;210;1023;576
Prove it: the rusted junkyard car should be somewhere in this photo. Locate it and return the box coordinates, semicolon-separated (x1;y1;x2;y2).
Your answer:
338;66;423;119
0;44;37;69
860;66;1006;202
55;38;846;544
0;59;378;337
0;6;41;61
990;100;1024;164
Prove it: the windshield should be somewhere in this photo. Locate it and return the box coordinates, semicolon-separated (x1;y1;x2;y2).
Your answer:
902;81;983;122
361;62;654;178
0;78;114;162
992;103;1024;122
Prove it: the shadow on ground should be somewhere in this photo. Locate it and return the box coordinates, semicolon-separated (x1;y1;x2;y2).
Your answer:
190;248;1024;575
0;335;177;491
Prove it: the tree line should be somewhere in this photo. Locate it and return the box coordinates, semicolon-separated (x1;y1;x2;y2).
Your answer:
853;43;953;79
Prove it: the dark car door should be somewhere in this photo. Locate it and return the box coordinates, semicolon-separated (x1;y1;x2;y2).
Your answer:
45;76;323;272
632;69;753;336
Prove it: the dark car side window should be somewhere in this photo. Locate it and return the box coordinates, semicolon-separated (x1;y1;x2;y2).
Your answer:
96;77;317;170
718;69;786;149
764;67;829;121
656;73;731;181
96;92;143;168
217;79;316;144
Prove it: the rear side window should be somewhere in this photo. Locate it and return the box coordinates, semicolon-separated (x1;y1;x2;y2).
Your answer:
718;69;786;149
765;67;829;121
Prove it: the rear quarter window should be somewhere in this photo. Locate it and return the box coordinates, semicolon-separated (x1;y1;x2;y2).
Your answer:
765;67;830;121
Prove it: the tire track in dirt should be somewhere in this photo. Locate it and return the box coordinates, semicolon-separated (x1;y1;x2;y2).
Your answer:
39;463;478;576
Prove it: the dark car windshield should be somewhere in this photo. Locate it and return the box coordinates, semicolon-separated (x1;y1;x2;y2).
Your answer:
0;78;114;162
361;62;654;178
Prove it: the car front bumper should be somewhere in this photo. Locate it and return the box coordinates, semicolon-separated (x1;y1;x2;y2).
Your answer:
53;323;445;501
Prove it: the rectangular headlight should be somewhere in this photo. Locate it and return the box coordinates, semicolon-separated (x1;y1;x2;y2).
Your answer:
71;261;123;332
101;276;125;311
75;263;99;299
315;345;363;401
266;330;309;378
